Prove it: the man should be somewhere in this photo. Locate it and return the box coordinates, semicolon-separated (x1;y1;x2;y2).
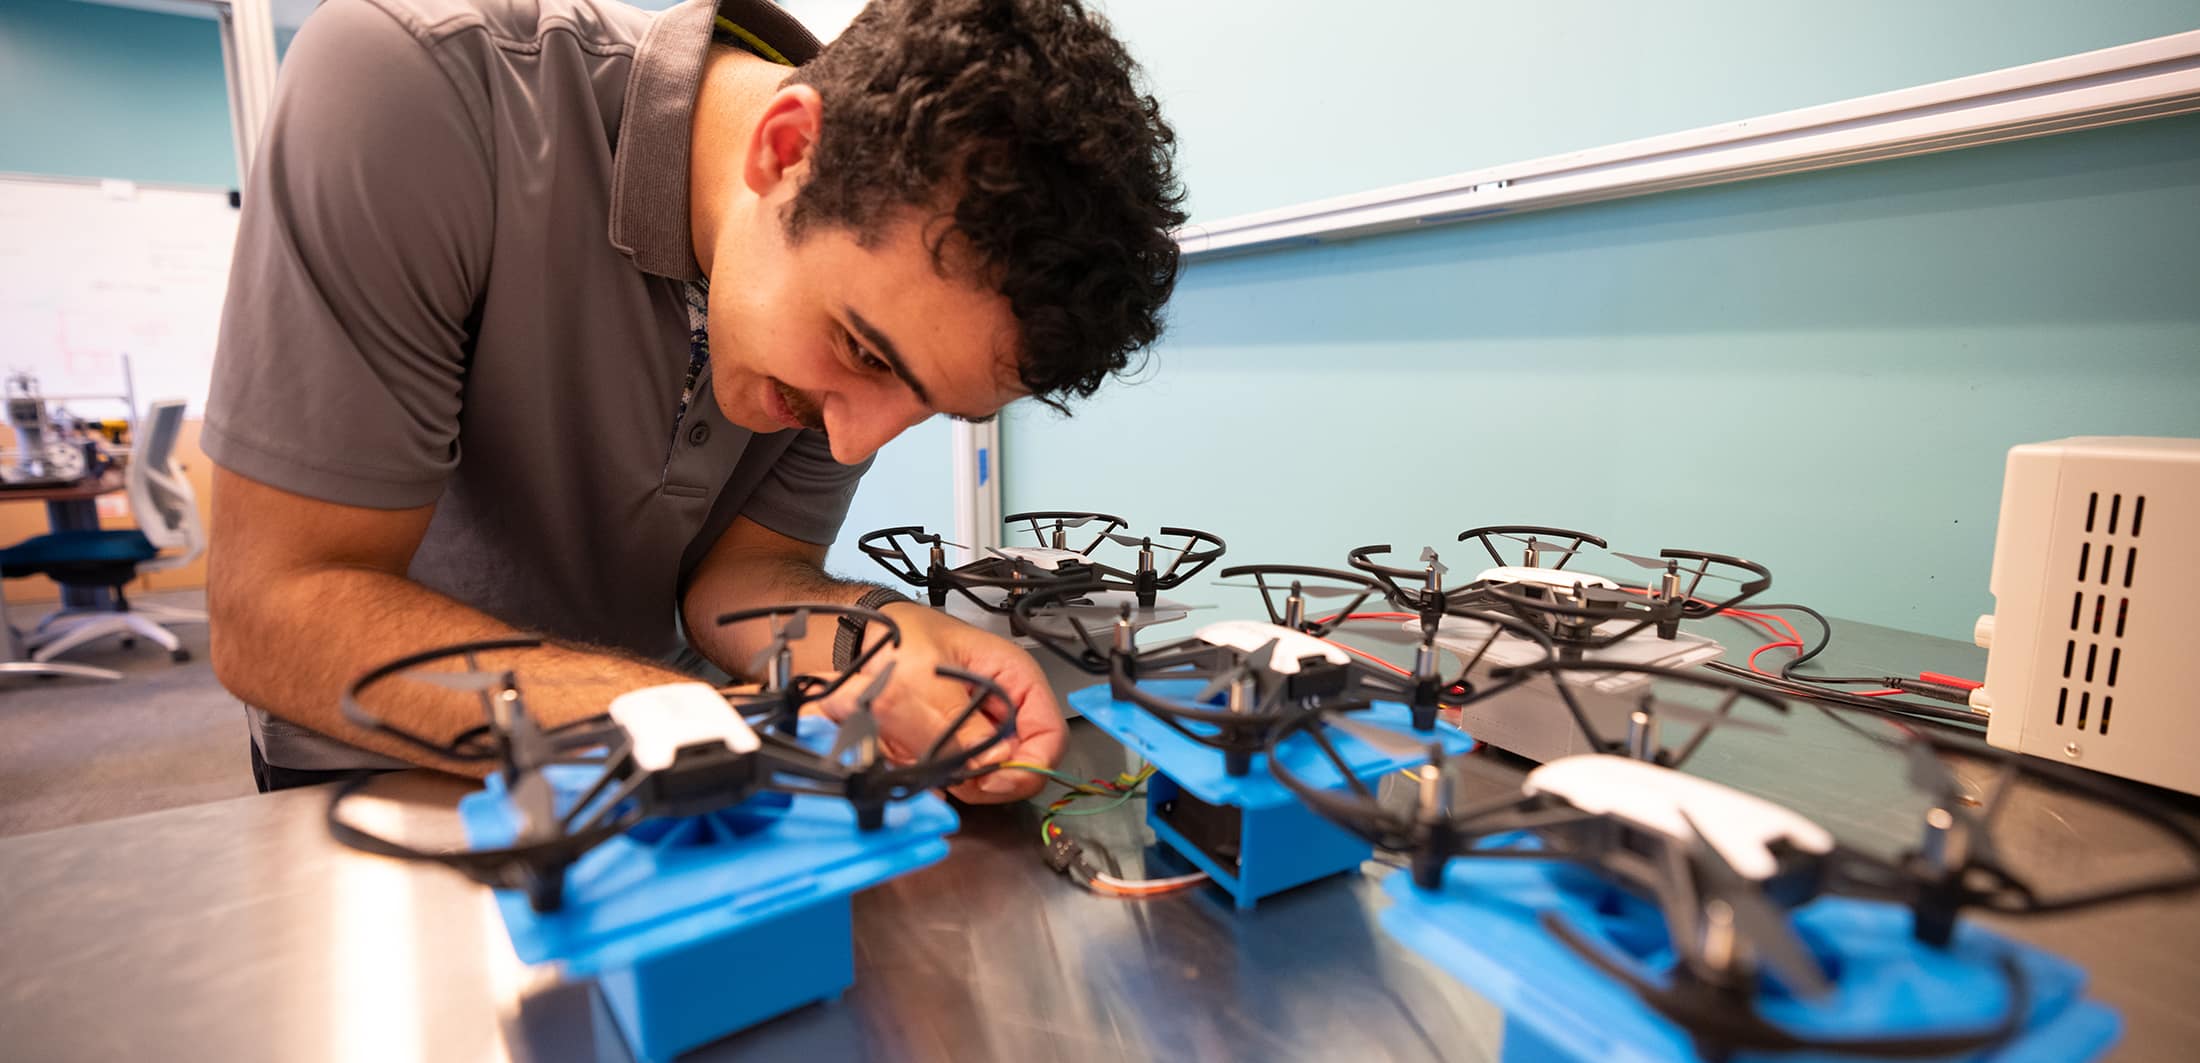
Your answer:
202;0;1186;800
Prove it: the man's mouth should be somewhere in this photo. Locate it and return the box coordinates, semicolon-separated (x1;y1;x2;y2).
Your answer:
767;381;826;433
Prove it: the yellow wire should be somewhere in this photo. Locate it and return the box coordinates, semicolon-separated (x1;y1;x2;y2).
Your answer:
714;16;794;66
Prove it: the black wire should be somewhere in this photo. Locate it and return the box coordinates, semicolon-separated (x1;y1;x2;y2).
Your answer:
1753;602;1895;686
1707;602;1987;729
1703;662;1986;729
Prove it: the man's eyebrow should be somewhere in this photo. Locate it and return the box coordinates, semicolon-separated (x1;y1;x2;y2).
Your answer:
844;307;934;409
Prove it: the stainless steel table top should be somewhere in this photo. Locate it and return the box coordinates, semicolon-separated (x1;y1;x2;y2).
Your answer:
3;616;2195;1062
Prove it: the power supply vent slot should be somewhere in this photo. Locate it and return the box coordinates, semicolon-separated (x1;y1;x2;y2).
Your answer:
2061;490;2136;736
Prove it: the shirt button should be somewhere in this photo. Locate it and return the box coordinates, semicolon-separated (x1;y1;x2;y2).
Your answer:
688;422;711;446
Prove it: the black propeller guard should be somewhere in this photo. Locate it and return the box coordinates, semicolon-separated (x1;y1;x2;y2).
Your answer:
856;519;1226;613
329;613;1019;913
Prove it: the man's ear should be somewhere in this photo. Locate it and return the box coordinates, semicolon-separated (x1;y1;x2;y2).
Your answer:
743;84;824;197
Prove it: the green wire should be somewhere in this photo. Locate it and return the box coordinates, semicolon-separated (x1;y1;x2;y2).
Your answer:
1006;764;1112;795
1039;784;1145;846
1054;788;1142;817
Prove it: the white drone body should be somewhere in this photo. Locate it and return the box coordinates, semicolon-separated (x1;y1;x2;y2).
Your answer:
1526;755;1834;881
990;545;1087;571
608;683;760;770
1473;565;1620;593
1194;619;1351;674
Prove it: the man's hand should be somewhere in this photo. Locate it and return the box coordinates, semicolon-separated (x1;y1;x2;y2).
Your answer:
826;602;1066;804
681;517;1065;802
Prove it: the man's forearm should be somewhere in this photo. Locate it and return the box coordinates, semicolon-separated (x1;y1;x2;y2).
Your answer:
680;548;901;680
211;562;688;774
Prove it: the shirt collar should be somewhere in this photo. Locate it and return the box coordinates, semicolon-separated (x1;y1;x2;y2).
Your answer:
609;0;823;280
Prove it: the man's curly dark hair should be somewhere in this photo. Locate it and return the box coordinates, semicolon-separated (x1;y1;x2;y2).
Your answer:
780;0;1187;407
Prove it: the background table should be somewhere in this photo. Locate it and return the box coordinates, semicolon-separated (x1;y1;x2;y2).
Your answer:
0;470;127;680
0;468;127;609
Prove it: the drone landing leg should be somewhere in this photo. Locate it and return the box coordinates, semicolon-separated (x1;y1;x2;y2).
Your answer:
1224;748;1254;778
1412;823;1456;891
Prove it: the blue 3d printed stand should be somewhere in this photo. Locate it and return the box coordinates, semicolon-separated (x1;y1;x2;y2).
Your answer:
1380;836;2121;1063
1069;679;1475;909
459;716;957;1062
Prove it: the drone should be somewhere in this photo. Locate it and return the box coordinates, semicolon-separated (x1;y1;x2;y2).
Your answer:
326;604;1018;912
1014;565;1553;774
1269;658;2200;1060
1349;525;1771;652
858;510;1225;615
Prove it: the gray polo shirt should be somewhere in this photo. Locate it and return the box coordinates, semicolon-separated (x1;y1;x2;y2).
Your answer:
205;0;866;768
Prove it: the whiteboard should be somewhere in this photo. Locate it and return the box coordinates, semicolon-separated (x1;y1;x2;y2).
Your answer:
0;174;239;418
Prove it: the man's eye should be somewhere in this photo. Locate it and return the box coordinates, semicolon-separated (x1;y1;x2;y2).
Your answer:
843;331;888;373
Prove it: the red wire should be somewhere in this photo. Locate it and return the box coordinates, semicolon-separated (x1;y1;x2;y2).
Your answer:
1327;640;1414;677
1312;611;1419;626
1299;611;1422;678
1318;598;1917;694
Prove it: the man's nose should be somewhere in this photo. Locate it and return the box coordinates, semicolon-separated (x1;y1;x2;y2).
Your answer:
824;392;928;465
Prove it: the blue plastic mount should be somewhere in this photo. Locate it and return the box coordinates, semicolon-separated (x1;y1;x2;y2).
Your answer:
458;716;958;1062
1379;836;2121;1063
1068;679;1474;909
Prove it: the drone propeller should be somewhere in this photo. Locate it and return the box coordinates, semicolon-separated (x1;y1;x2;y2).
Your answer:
1485;531;1558;547
1417;546;1450;577
1344;622;1444;649
507;768;561;842
1211;580;1369;599
1675;809;1834;999
1319;717;1516;797
1325;714;1446;760
744;609;811;677
1101;532;1194;554
913;532;969;549
981;547;1063;578
829;662;894;768
1610;552;1751;583
1028;600;1204;621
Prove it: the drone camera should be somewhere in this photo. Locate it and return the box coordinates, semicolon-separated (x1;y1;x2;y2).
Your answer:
633;742;769;820
1283;657;1352;702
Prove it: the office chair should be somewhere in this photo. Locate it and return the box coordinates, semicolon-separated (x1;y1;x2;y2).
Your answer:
0;400;207;664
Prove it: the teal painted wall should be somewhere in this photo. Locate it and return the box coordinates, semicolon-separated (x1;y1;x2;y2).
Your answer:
1003;112;2200;641
0;0;243;187
1111;0;2200;220
824;416;959;581
999;1;2200;640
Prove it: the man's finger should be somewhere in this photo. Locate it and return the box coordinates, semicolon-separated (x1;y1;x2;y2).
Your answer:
968;663;1064;800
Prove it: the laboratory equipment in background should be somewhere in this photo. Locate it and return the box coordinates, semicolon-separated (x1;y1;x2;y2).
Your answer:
1972;437;2199;796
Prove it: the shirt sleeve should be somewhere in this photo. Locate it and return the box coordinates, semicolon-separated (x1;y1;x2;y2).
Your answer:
737;428;873;546
201;0;494;509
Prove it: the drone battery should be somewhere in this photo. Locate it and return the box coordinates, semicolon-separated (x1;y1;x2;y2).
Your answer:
1430;616;1725;764
459;717;957;1063
1380;837;2120;1063
1070;680;1475;909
